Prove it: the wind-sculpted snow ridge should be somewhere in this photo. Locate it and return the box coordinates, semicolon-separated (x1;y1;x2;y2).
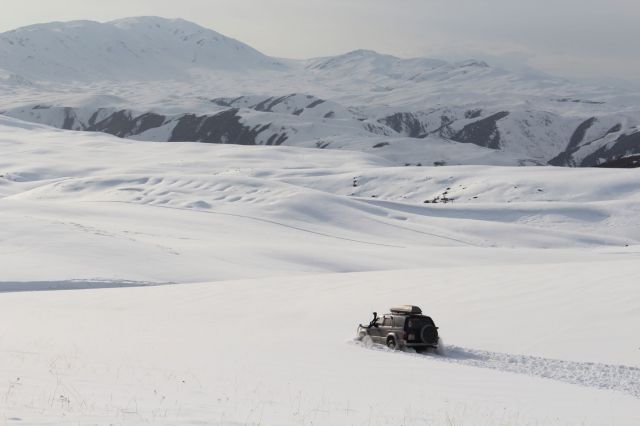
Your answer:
1;118;639;258
356;341;640;399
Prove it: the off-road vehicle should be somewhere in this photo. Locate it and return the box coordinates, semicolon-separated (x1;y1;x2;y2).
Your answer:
356;305;439;352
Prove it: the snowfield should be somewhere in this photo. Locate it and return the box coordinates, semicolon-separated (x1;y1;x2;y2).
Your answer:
2;266;640;426
1;115;639;425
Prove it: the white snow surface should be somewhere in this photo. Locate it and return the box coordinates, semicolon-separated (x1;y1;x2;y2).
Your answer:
1;116;639;424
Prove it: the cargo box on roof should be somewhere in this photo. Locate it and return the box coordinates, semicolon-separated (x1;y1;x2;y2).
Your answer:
389;305;422;315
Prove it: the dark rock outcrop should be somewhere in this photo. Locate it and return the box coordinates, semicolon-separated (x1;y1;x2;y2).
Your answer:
378;112;428;138
567;117;596;151
10;106;286;146
92;110;167;138
580;132;640;167
210;94;328;116
451;111;510;149
170;109;272;145
595;154;640;168
548;117;597;167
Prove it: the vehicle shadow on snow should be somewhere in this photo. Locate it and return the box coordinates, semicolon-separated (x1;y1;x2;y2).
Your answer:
0;280;167;293
351;339;640;399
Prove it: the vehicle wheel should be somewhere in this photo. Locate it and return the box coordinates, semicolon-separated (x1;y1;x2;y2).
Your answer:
414;347;427;354
386;337;397;350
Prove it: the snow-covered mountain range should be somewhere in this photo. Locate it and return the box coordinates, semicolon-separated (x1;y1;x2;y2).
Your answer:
1;16;639;167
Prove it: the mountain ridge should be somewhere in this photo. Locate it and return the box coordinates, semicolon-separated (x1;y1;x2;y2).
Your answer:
1;17;639;167
0;16;515;84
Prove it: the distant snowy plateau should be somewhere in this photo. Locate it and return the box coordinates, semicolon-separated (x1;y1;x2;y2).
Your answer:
1;17;639;426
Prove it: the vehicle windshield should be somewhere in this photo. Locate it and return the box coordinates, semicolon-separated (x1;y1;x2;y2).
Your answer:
406;316;434;329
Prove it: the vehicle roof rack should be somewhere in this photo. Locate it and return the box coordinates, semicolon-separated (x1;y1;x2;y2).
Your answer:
389;305;422;315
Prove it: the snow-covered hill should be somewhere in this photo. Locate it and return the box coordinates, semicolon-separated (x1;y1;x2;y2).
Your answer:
1;114;639;281
1;116;639;424
0;17;283;82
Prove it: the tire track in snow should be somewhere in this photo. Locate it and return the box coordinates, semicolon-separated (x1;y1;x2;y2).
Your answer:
355;341;640;398
367;216;479;247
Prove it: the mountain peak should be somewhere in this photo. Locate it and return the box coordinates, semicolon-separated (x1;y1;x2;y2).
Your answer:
454;59;490;68
0;17;283;82
343;49;381;57
306;49;448;77
108;16;211;33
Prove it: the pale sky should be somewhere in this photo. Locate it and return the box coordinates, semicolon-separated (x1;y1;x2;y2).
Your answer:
2;0;639;87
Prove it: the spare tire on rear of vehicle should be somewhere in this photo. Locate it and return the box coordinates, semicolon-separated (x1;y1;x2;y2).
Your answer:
420;325;438;344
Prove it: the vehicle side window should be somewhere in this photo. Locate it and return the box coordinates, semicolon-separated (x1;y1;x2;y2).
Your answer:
394;317;405;328
382;316;392;327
